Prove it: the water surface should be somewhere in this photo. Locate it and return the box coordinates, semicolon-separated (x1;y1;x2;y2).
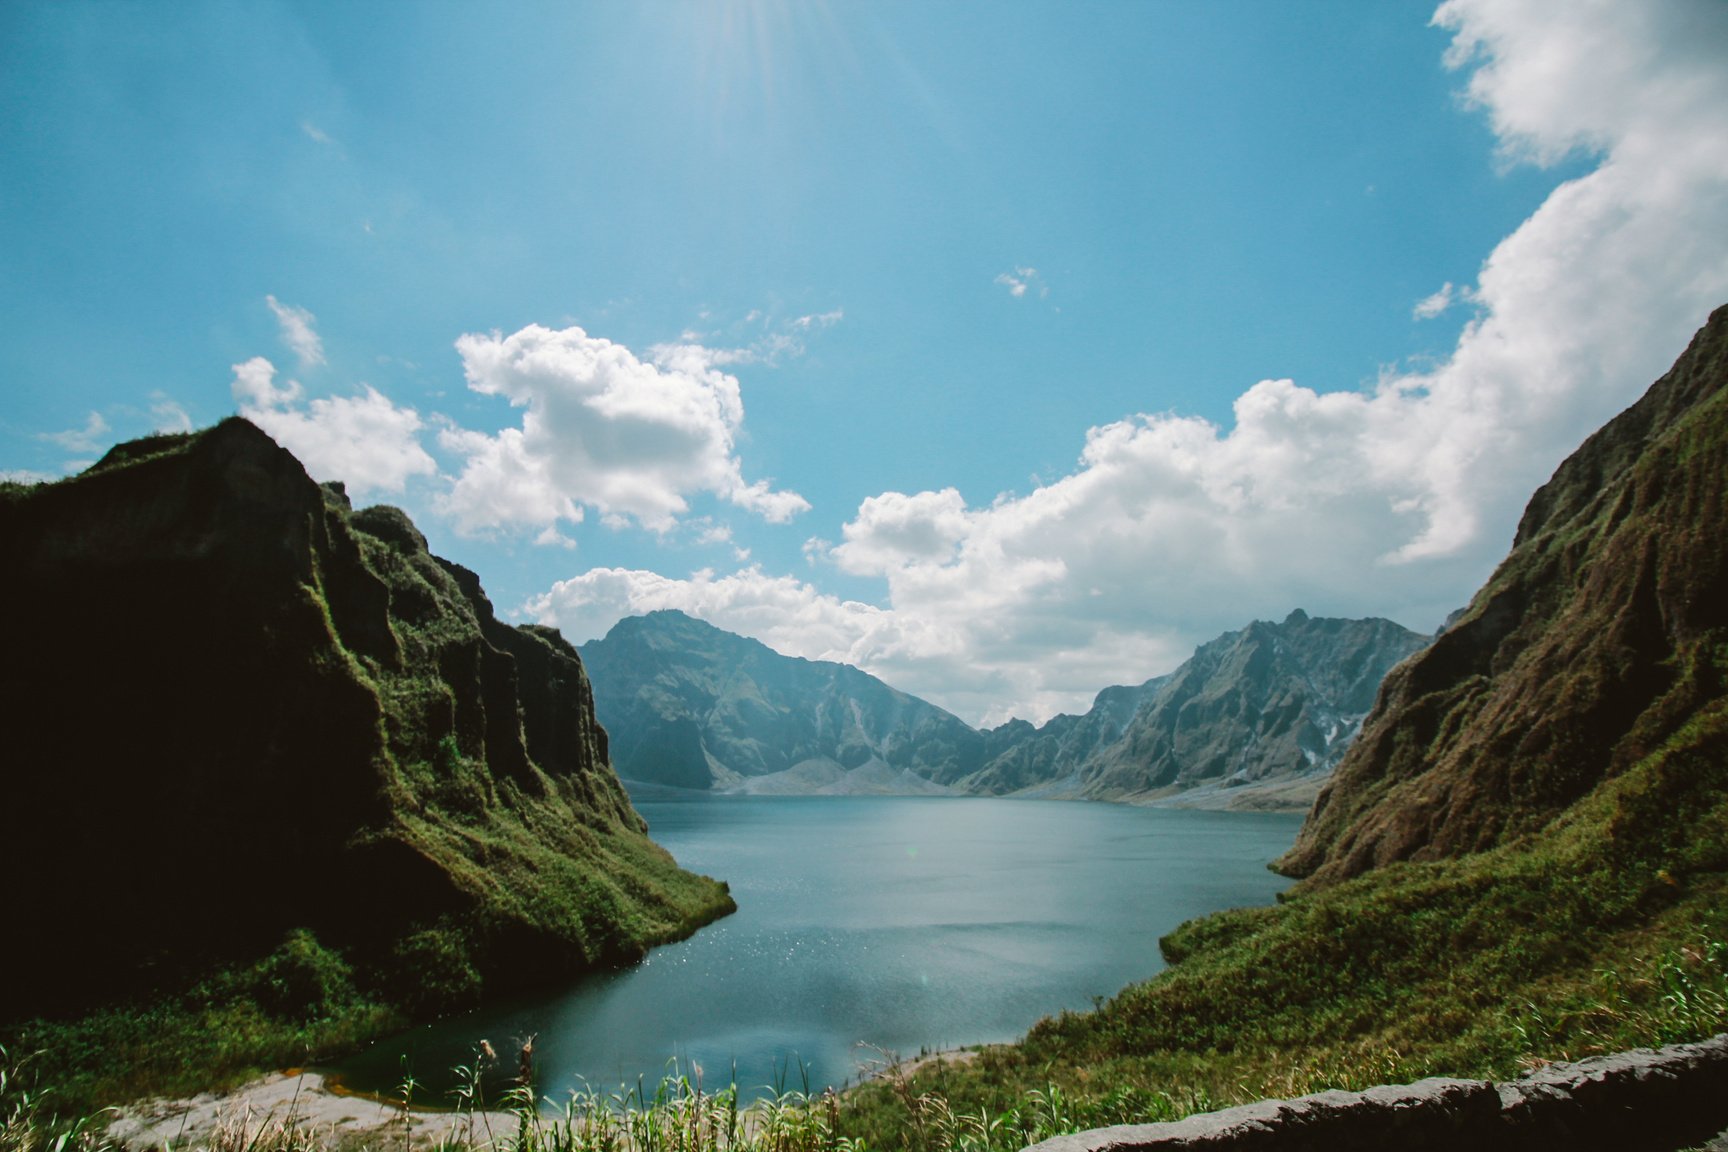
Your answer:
333;796;1300;1101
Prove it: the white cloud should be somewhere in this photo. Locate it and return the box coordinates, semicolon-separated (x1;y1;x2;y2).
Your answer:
266;295;326;369
527;565;893;668
439;324;808;537
1413;282;1457;319
535;525;578;550
300;120;333;145
1;468;56;485
231;356;437;496
40;411;109;454
995;266;1048;299
831;488;971;573
149;392;193;434
534;2;1728;726
680;307;845;368
792;308;844;330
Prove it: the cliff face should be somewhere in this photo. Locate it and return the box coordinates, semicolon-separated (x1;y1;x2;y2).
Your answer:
1281;304;1728;882
580;609;988;793
969;613;1429;806
0;419;731;1019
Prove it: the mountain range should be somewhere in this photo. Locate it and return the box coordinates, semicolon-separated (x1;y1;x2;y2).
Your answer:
581;607;1429;809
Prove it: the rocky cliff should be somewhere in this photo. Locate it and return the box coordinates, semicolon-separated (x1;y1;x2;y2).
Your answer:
969;612;1429;808
580;609;987;793
0;419;731;1020
1281;304;1728;882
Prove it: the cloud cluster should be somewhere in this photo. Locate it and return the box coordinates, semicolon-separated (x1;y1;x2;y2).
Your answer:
533;0;1728;725
438;324;808;537
231;357;436;496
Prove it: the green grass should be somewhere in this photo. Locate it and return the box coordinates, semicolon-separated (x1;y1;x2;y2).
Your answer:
9;682;1724;1148
831;682;1728;1147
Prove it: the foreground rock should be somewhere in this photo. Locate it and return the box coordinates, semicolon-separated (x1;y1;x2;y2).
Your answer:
1026;1033;1728;1152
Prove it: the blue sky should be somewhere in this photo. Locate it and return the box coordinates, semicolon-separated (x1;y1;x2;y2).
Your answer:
4;1;1726;725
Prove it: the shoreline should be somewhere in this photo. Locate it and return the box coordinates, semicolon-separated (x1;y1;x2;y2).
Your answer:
107;1044;989;1151
107;1069;519;1151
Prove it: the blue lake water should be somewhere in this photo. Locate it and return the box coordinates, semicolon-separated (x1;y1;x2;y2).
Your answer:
331;795;1301;1102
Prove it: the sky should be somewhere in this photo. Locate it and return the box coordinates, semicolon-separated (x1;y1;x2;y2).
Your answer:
3;1;1726;727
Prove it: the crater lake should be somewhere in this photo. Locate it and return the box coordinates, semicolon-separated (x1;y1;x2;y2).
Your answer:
331;796;1301;1102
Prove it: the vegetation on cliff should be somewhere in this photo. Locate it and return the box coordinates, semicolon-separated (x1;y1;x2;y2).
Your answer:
9;296;1728;1146
0;419;732;1106
831;306;1728;1142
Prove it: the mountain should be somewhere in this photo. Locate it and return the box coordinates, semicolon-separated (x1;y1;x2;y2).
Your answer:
970;678;1171;797
0;419;732;1021
583;607;1426;808
967;611;1431;809
580;609;986;793
1282;303;1728;881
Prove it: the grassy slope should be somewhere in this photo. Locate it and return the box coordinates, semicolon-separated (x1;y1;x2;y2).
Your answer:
838;680;1728;1145
840;313;1728;1144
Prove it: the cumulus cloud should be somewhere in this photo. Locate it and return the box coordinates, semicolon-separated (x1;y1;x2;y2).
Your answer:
439;324;808;537
534;2;1728;725
266;295;325;368
231;356;437;496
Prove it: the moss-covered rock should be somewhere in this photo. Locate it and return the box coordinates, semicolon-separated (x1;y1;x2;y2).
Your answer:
0;418;732;1023
1282;303;1728;882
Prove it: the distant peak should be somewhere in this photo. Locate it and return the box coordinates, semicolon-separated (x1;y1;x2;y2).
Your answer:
1284;608;1310;625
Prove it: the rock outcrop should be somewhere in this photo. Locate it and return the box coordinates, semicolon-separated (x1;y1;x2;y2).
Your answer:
0;419;732;1020
1281;303;1728;882
1024;1034;1728;1152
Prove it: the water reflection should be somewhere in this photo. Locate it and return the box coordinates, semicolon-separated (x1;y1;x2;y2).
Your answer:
332;796;1300;1102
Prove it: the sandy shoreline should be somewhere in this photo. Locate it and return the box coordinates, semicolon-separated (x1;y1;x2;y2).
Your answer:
106;1047;987;1151
107;1069;520;1151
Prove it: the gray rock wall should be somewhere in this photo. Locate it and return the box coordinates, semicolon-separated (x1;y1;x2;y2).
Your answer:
1024;1034;1728;1152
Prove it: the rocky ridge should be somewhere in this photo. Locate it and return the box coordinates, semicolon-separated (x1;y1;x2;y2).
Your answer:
970;611;1430;808
580;609;987;794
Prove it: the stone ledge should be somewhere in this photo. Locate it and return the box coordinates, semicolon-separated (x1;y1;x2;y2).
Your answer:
1024;1033;1728;1152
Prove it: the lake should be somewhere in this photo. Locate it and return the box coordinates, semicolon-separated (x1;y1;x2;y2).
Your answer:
331;795;1301;1102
